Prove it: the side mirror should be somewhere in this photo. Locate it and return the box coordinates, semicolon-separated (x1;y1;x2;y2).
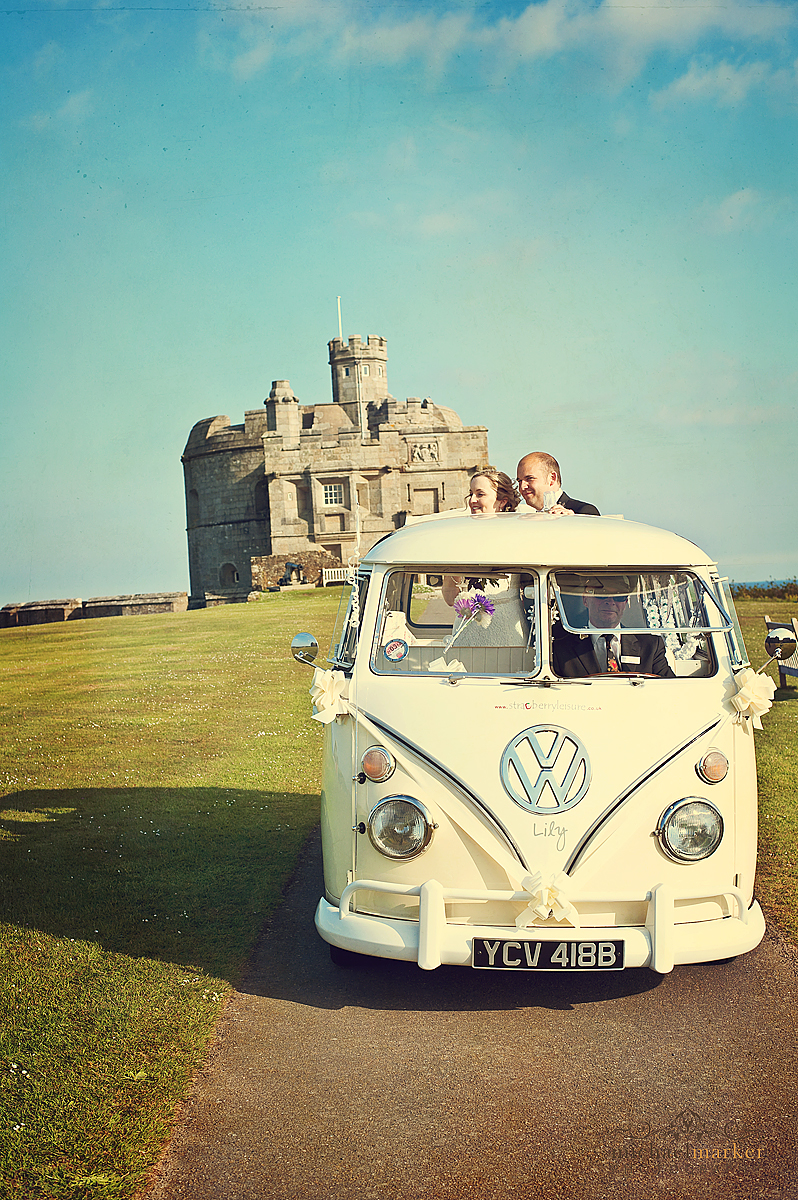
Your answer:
291;632;319;667
764;627;797;663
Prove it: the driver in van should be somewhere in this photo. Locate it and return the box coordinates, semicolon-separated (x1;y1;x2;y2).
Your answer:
552;577;675;678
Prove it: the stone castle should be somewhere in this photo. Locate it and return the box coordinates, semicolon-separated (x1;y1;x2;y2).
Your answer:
182;335;489;607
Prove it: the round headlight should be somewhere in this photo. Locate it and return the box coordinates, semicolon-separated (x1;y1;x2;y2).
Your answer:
367;797;434;859
696;749;729;784
360;745;396;783
657;799;724;862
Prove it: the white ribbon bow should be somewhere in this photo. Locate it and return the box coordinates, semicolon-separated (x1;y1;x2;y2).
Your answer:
729;668;776;732
309;668;351;724
516;871;581;928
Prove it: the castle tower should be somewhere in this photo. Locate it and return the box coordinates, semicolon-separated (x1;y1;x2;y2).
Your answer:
328;335;388;432
263;380;300;448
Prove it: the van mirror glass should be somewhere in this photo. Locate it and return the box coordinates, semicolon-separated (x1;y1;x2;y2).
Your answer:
291;632;319;666
764;627;797;662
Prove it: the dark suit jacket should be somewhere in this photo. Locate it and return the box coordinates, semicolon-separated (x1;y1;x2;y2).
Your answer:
552;626;675;678
558;491;600;516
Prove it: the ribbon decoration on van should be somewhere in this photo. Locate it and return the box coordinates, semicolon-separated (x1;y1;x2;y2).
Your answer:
729;668;777;732
309;668;351;724
516;870;581;929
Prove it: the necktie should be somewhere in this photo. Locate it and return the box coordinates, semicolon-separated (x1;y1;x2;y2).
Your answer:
603;634;620;672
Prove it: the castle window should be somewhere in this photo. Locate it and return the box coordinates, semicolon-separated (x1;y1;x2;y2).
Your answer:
344;368;350;377
220;563;239;587
323;483;344;507
377;367;383;377
362;365;369;376
254;478;270;517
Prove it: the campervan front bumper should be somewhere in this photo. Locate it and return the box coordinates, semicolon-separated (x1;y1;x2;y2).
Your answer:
315;879;765;974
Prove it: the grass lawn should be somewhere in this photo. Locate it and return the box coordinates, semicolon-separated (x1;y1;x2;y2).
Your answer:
735;599;798;941
0;591;795;1199
0;589;342;1200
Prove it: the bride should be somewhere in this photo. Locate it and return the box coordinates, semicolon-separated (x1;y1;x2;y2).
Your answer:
442;469;528;648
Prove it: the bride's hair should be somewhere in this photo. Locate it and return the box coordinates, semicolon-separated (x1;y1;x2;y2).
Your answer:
470;467;521;512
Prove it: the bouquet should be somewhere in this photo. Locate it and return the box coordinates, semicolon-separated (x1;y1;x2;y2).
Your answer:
427;590;496;674
453;590;495;628
450;591;495;651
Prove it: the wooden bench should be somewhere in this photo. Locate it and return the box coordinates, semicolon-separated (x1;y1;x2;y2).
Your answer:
763;614;798;688
321;568;350;587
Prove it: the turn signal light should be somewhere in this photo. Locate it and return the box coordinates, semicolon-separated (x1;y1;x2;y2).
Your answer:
360;746;396;783
696;749;729;784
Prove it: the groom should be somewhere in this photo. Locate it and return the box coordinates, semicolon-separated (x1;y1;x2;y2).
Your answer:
516;451;599;515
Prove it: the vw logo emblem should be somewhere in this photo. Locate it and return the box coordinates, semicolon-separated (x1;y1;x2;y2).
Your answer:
500;725;591;814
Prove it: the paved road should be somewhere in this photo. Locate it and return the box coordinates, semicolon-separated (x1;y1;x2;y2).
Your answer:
144;830;797;1200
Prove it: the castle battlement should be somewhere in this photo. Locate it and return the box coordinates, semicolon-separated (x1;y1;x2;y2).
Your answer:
328;335;387;356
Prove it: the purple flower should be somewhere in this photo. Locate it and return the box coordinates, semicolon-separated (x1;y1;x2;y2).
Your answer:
453;595;474;619
471;591;495;617
453;590;495;631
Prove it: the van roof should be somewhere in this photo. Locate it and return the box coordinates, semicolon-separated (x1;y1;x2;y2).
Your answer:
361;513;716;569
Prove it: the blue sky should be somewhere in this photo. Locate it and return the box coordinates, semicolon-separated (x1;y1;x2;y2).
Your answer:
2;0;797;606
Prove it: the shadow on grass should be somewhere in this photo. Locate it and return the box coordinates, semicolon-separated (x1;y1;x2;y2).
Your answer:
0;787;319;983
3;793;740;1017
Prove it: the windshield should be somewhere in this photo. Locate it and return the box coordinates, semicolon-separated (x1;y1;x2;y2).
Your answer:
372;570;539;676
551;570;728;678
370;568;727;679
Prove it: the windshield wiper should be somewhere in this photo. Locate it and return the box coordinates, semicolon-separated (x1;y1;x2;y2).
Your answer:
504;676;592;686
504;672;662;686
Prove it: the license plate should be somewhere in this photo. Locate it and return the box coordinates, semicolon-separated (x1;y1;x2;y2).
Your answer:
472;937;625;971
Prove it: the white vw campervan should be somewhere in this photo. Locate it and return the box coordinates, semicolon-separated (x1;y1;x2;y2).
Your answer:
293;512;789;974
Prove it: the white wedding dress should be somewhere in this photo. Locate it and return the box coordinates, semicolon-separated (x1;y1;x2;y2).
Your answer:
451;577;528;647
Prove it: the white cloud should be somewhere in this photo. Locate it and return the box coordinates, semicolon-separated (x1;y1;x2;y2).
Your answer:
698;186;791;235
494;0;570;59
341;15;440;66
32;40;64;77
652;59;772;108
417;210;475;238
24;89;93;132
708;187;762;234
345;185;514;241
345;203;475;239
589;0;794;51
212;0;797;87
231;39;275;81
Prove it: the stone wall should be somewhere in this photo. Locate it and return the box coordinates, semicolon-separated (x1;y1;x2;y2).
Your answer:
0;599;83;627
250;550;350;590
1;593;188;630
82;593;189;620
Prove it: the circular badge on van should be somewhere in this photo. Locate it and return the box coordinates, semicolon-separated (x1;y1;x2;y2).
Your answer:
383;638;409;662
500;725;591;814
